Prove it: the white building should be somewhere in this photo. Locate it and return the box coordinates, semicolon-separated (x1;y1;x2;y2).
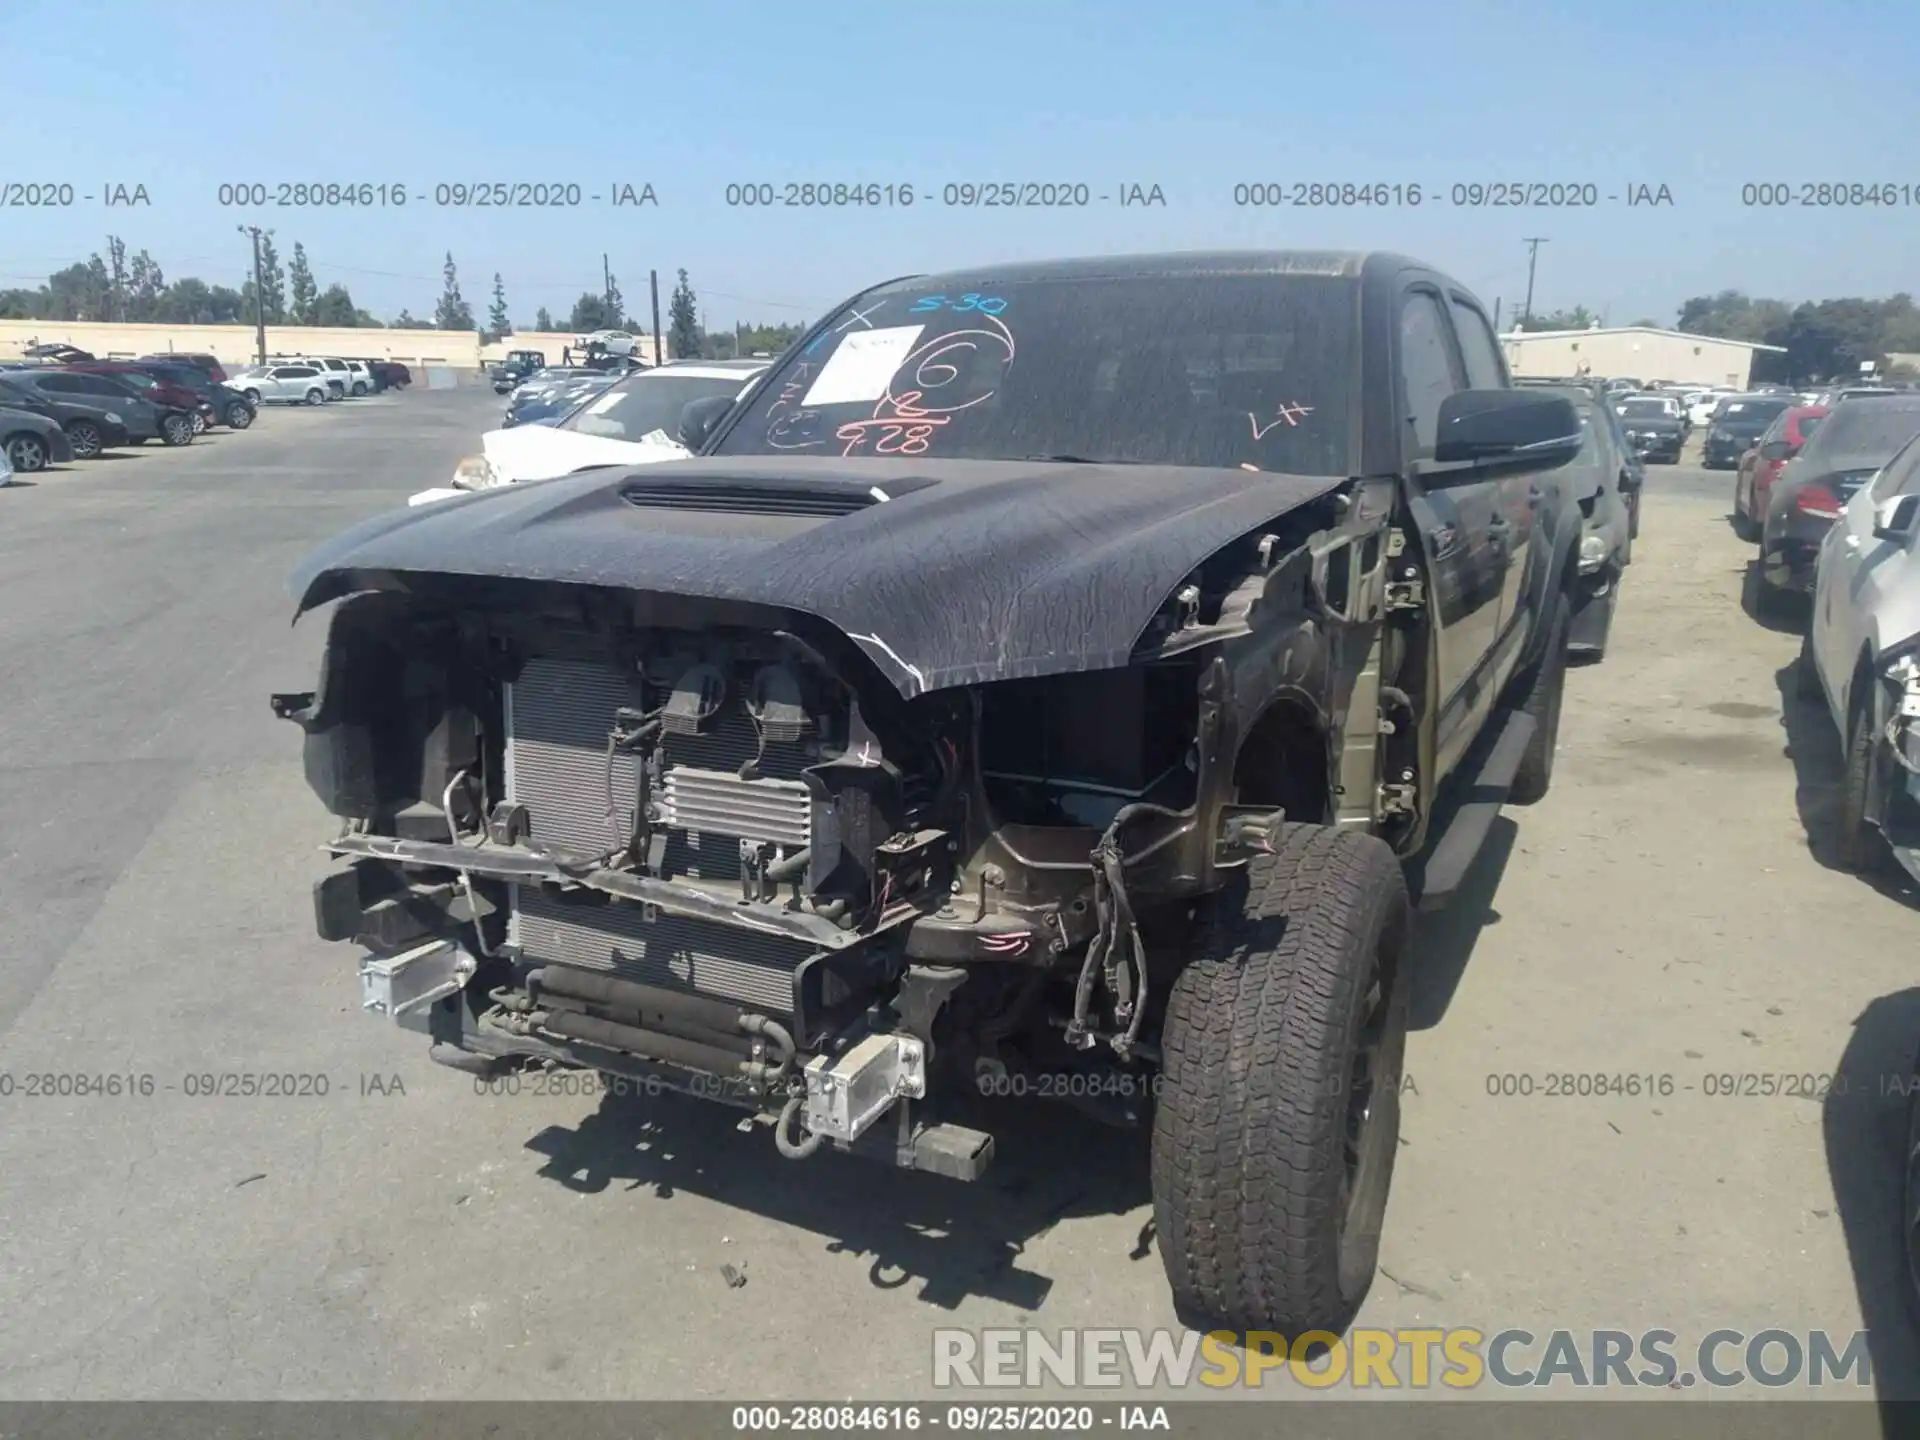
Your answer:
1502;326;1787;389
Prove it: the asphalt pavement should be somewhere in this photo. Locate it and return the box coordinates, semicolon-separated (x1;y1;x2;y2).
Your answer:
0;406;1915;1406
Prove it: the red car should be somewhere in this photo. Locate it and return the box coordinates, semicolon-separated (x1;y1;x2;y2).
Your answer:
61;361;219;432
1733;403;1829;540
139;352;227;384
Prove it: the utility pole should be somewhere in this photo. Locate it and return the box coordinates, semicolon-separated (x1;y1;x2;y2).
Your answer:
237;224;271;365
1492;297;1502;332
602;253;612;317
649;269;662;364
1521;237;1548;325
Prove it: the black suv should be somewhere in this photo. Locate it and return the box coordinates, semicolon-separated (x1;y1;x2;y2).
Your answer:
275;250;1585;1337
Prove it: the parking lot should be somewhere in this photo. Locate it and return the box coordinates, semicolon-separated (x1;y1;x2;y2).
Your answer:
0;393;1915;1403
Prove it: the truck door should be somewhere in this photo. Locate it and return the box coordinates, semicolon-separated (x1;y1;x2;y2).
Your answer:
1396;284;1508;772
1449;291;1536;690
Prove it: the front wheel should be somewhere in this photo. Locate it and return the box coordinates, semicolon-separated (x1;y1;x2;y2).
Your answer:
1153;823;1411;1336
243;388;261;406
5;432;48;472
161;414;195;446
66;421;103;459
304;388;325;406
190;411;207;435
1835;698;1890;874
226;401;254;429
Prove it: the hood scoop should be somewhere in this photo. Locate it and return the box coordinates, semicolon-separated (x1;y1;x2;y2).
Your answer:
618;472;940;518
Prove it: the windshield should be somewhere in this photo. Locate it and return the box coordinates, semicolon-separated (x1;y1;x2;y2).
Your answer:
1620;400;1670;418
1717;399;1788;426
1800;401;1920;464
562;372;754;442
710;271;1358;474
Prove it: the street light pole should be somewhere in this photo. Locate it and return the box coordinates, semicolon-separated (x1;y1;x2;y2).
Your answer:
1521;237;1548;325
237;224;270;366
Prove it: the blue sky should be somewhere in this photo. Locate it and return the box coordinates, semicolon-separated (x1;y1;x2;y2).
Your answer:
7;0;1915;329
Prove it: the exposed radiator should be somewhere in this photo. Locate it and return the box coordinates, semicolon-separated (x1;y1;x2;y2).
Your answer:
513;886;809;1016
503;656;821;1015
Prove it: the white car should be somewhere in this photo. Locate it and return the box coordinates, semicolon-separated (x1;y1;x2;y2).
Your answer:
1686;390;1733;427
1806;425;1920;882
231;364;332;405
0;439;13;487
411;360;767;506
342;360;375;396
272;356;351;398
581;329;636;356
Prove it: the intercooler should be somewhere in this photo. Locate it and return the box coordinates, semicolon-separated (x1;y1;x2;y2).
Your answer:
503;656;817;1015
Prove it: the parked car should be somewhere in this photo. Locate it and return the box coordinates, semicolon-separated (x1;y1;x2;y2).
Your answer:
270;356;350;399
230;365;332;406
138;352;228;384
580;328;636;356
61;361;218;434
490;350;547;393
339;360;376;396
1701;394;1792;470
1734;404;1829;540
0;403;74;472
1614;395;1684;462
501;369;618;428
21;342;93;362
275;248;1587;1338
0;370;181;453
1687;389;1737;428
368;360;411;389
1803;426;1920;881
1758;395;1920;609
125;359;256;429
1540;386;1638;662
415;360;769;505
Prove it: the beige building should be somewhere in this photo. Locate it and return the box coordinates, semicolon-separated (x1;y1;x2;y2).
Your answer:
0;320;669;372
1502;326;1786;389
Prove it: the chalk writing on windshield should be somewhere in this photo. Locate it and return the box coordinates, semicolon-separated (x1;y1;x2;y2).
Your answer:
1247;401;1314;439
833;315;1017;458
907;292;1009;315
763;361;827;449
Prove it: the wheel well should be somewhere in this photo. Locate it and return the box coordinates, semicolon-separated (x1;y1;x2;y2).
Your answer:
1231;698;1331;823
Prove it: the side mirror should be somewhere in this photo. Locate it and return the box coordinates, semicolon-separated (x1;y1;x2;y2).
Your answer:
1430;390;1582;481
677;394;736;451
1873;493;1920;543
1759;440;1794;461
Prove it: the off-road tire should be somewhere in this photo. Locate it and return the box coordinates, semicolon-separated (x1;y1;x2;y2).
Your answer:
1835;695;1889;874
1508;591;1571;805
65;421;103;459
1152;823;1411;1337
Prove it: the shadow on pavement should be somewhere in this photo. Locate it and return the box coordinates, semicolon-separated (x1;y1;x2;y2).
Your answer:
1409;815;1516;1031
1823;985;1920;1416
1742;557;1810;635
522;1076;1155;1314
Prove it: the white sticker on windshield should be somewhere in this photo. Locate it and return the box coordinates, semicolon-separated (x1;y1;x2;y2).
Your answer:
801;325;925;407
585;390;625;415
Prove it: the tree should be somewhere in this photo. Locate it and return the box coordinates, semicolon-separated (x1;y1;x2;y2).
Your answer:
668;268;700;359
126;250;166;322
240;235;287;325
566;292;618;332
488;273;511;336
434;251;474;331
288;242;319;324
1628;317;1659;329
313;284;360;326
392;309;434;330
106;236;128;322
535;305;554;330
0;289;38;319
605;270;626;327
204;285;247;324
1513;305;1598;333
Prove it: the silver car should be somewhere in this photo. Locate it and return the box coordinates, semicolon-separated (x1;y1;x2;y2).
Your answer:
232;364;332;406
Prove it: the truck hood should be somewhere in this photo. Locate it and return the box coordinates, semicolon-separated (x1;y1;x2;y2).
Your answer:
291;455;1347;697
478;423;688;484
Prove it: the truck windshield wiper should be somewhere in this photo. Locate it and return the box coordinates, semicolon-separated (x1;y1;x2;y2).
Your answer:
1016;453;1141;465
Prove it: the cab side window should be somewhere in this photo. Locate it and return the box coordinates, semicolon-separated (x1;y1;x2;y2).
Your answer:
1399;291;1462;459
1449;298;1505;390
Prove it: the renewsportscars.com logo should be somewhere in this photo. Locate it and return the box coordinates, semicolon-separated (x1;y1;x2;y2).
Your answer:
932;1327;1874;1391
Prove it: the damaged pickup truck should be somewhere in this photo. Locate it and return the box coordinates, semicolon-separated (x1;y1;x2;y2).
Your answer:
273;251;1584;1335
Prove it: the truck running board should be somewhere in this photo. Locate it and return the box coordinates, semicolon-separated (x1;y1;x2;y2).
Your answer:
1407;708;1537;912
